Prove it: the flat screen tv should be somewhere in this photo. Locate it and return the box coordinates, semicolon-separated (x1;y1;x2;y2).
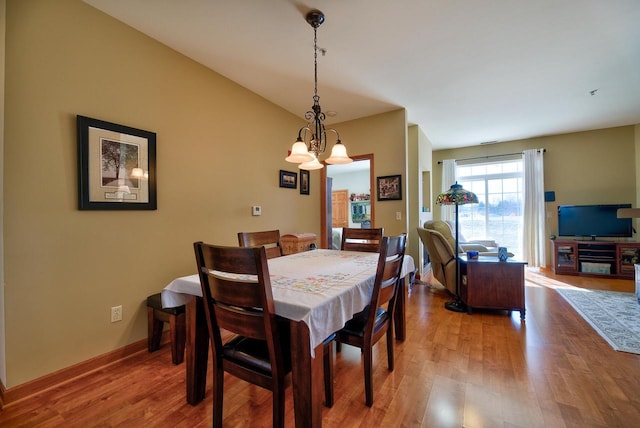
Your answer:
557;204;633;239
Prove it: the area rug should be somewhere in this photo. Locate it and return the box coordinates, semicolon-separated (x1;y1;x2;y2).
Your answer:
556;287;640;354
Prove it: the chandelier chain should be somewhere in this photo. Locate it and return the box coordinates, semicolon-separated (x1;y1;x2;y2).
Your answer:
314;26;318;100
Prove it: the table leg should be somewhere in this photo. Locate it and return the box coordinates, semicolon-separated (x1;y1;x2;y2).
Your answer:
186;297;209;405
394;276;407;341
290;320;323;428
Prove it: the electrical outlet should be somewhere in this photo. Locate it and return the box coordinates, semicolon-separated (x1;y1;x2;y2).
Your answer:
396;211;402;220
111;305;122;323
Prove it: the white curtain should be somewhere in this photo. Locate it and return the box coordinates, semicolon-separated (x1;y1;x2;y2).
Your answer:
523;149;545;267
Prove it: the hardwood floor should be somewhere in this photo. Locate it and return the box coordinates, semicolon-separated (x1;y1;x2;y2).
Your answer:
1;269;639;427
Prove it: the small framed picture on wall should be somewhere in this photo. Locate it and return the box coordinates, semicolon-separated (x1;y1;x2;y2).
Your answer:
300;170;310;195
377;174;402;201
279;170;297;189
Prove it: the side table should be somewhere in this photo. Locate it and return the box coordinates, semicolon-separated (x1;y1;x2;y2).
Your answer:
458;255;527;319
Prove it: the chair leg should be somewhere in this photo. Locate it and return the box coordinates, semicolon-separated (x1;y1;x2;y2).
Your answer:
147;307;163;352
323;339;334;407
272;384;286;428
363;346;374;407
213;365;224;428
169;312;186;364
387;327;395;371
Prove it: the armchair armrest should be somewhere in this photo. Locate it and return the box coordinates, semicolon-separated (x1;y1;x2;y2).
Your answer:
465;239;498;248
460;243;490;252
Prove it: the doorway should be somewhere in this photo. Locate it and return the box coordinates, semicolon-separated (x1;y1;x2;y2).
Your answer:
320;154;375;249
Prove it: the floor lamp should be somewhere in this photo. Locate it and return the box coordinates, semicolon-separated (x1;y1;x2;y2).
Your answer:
436;182;478;312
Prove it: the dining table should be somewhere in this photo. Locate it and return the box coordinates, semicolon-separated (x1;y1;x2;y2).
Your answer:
162;248;415;427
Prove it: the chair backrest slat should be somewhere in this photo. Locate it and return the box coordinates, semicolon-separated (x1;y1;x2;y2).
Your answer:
206;273;262;308
238;230;283;259
341;227;384;253
378;256;404;303
214;306;267;340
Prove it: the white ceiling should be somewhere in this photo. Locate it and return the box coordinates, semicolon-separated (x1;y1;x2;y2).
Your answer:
83;0;640;150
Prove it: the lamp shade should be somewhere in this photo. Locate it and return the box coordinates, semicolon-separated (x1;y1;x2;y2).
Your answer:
436;182;478;206
325;142;353;165
299;154;324;170
285;140;314;163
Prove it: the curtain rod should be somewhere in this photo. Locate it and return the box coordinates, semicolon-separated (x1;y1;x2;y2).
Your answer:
437;148;546;164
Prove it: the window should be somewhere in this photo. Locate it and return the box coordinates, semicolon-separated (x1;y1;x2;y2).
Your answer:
456;158;523;259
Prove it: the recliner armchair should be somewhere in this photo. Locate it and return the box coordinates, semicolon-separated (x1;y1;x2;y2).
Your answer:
418;220;513;294
417;225;457;295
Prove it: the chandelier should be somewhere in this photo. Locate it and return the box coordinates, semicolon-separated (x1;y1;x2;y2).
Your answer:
285;9;352;170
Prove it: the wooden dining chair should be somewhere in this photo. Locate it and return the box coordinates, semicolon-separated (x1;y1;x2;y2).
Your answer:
194;241;335;425
237;229;283;259
335;234;406;406
340;227;384;253
193;242;291;427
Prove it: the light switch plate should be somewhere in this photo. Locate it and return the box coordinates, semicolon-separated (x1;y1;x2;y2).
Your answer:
252;206;262;216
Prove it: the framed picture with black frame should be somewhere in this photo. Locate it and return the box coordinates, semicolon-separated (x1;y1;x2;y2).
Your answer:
300;170;310;195
77;115;157;210
279;170;297;189
377;174;402;201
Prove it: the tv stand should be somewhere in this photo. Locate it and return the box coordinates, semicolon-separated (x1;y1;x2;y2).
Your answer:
551;239;640;278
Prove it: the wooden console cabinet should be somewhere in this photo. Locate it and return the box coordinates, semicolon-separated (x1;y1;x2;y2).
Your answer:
551;239;640;279
458;255;527;319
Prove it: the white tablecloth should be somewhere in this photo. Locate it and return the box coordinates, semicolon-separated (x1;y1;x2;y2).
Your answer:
162;249;415;352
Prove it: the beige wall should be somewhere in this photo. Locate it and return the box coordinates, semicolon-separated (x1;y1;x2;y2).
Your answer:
411;125;433;272
407;125;432;267
333;109;409;238
0;0;6;386
432;126;638;265
407;126;420;264
2;1;410;388
3;0;306;387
